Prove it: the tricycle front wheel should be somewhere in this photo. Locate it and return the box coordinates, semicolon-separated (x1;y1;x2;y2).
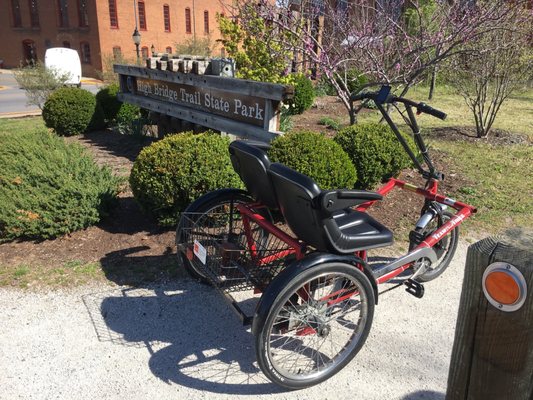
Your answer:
254;262;375;390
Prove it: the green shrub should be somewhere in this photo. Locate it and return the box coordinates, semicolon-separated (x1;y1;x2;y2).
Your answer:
129;132;243;225
116;103;142;134
0;130;121;242
334;123;415;189
286;73;315;115
318;116;341;131
95;83;122;122
268;131;357;189
42;87;101;136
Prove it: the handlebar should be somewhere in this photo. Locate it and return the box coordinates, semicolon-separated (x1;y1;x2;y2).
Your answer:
350;90;447;120
350;85;446;181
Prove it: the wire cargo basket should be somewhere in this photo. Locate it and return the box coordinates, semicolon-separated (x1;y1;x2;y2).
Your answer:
178;211;297;292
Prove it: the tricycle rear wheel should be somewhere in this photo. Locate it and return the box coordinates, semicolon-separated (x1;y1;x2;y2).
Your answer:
254;262;374;390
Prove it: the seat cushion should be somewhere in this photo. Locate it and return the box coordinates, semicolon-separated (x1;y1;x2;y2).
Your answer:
323;209;393;253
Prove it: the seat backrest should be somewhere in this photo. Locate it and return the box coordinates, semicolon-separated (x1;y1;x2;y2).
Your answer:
228;141;278;209
268;163;330;251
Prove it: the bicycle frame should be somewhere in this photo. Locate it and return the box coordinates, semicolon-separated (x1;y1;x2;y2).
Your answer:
235;176;476;290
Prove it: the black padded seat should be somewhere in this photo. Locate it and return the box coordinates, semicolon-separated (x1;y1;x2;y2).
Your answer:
228;141;278;209
268;163;393;254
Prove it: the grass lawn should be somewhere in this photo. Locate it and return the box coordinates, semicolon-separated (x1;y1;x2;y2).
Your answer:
356;86;533;139
407;85;533;139
0;116;45;135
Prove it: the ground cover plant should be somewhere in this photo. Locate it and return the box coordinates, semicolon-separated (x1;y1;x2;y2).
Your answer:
0;129;121;242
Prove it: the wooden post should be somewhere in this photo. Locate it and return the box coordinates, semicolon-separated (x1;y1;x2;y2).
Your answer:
446;228;533;400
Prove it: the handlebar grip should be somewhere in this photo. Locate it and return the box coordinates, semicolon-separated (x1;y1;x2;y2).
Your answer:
417;103;447;120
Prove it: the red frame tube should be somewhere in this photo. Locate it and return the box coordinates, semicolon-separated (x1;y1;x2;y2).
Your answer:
234;177;475;288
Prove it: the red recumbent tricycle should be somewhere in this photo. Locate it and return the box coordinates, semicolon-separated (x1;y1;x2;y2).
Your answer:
176;85;476;390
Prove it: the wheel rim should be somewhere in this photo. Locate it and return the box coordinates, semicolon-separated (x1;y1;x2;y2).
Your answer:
182;199;248;279
266;271;369;382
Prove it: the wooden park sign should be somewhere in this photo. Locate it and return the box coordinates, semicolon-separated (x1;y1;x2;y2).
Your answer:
114;64;294;141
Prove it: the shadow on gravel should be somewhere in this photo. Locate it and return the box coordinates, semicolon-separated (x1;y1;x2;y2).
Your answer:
82;281;284;395
401;390;445;399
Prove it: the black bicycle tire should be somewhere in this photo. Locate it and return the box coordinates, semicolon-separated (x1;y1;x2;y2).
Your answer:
255;262;375;390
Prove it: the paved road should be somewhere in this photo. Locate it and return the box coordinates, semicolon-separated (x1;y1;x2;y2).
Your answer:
0;241;472;400
0;69;104;118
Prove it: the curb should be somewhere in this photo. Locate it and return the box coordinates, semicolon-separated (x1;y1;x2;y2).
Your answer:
0;110;41;119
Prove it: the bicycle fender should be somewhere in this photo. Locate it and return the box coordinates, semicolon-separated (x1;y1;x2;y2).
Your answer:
181;188;251;214
252;252;378;336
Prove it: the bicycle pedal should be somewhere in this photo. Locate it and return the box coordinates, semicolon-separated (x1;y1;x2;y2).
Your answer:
404;279;424;299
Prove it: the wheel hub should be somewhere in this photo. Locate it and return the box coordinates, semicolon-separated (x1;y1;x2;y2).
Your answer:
317;325;331;337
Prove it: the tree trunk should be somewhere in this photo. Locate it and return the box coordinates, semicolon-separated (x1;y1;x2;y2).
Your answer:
428;67;437;100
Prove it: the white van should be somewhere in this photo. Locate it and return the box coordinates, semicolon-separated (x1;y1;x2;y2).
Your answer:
44;47;82;87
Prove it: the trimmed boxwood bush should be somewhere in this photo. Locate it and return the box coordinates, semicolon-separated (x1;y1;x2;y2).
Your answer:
129;132;243;226
268;131;357;189
95;83;122;122
0;130;121;242
334;123;416;189
43;87;104;136
287;73;315;115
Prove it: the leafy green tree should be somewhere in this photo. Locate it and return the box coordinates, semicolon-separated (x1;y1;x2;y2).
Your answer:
14;62;70;109
217;7;294;84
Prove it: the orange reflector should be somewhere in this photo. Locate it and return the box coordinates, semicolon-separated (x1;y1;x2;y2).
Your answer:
484;271;520;305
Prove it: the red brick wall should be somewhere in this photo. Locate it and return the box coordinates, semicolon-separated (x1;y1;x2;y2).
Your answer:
0;0;231;78
0;0;102;77
95;0;230;65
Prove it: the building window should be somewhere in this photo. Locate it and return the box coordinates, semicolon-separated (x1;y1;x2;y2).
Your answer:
141;46;149;60
29;0;40;28
63;41;71;48
12;0;22;27
113;46;122;60
163;5;171;32
185;7;191;34
108;0;118;28
22;40;37;65
78;0;88;27
138;1;146;30
204;10;209;34
57;0;69;27
185;7;192;33
165;46;172;54
80;41;91;64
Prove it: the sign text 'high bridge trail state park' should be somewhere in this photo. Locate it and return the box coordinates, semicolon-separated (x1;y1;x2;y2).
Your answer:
114;64;294;141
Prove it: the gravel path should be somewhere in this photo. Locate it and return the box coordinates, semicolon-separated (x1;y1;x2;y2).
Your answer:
0;241;472;400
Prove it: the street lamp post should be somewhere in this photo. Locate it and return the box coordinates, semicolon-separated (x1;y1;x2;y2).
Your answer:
132;0;141;63
132;28;141;63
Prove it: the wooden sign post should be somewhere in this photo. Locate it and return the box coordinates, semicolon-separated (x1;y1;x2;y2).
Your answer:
113;64;293;142
446;228;533;400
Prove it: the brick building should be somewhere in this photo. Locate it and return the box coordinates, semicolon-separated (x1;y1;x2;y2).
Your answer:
0;0;231;77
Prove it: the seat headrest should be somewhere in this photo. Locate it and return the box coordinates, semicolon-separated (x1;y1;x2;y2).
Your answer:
228;140;278;209
268;163;321;200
